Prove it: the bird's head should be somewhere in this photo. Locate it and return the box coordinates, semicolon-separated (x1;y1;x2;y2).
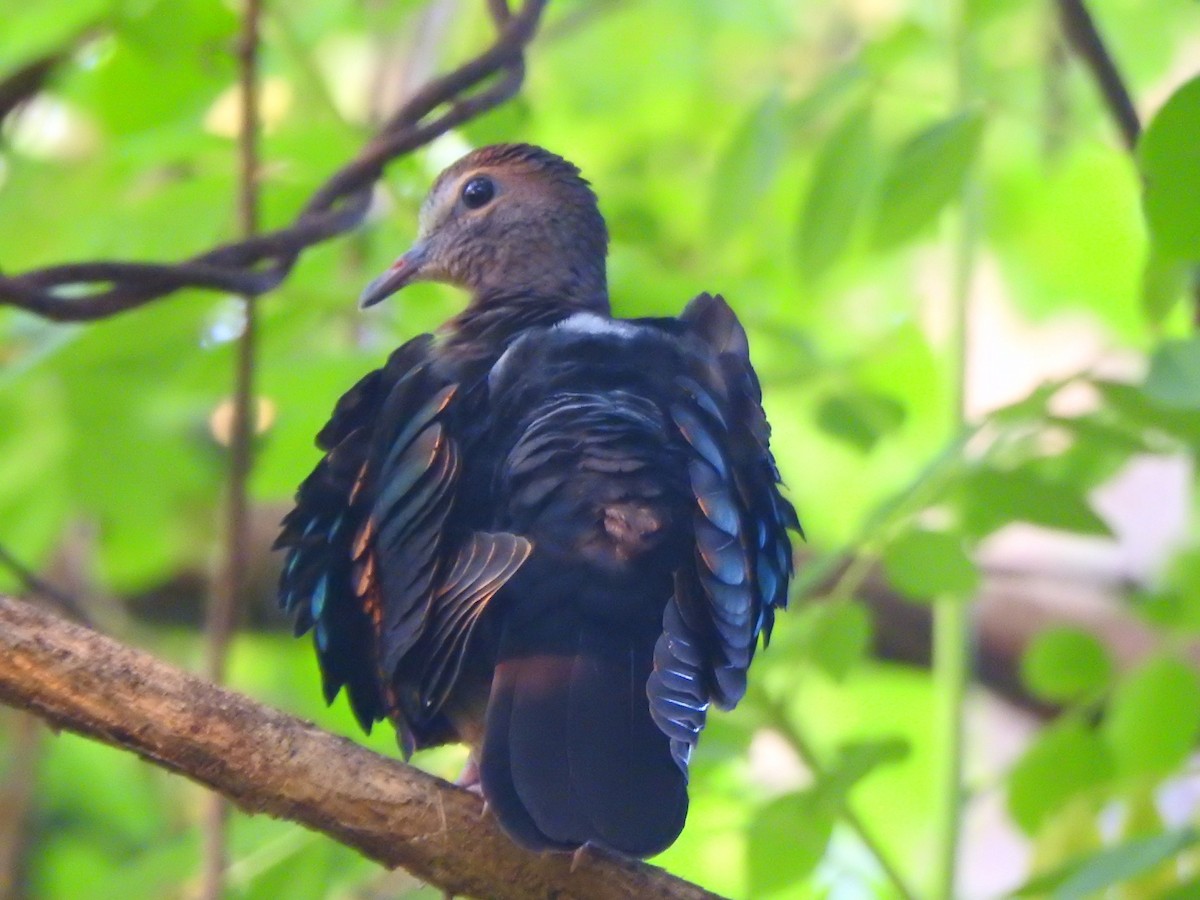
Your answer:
360;144;610;311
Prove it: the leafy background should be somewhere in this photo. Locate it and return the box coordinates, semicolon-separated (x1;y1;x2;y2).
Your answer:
2;0;1200;897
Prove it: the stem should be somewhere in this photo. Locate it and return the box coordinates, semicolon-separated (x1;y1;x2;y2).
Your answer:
202;1;262;897
753;688;919;900
0;710;42;898
930;595;969;900
930;1;978;896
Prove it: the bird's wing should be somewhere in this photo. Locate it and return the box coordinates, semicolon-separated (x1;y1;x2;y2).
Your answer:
276;335;530;750
648;292;801;772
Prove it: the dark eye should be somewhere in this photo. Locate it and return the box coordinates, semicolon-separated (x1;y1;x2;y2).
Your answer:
461;176;495;210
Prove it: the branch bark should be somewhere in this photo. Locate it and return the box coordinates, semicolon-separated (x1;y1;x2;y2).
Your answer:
0;595;720;900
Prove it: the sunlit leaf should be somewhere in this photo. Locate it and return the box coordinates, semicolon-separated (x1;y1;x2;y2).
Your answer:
960;465;1112;538
0;0;112;64
799;600;872;680
747;791;834;894
1132;547;1200;633
881;528;978;602
72;0;238;135
1097;380;1200;445
1140;247;1190;325
1009;718;1112;834
1021;627;1113;704
798;104;875;281
872;109;984;249
820;738;909;797
1103;655;1200;778
1139;74;1200;260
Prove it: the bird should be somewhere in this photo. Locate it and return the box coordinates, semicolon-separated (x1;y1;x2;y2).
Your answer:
275;143;800;858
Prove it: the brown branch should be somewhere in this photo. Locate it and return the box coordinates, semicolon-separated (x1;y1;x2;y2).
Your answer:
1054;0;1140;152
0;0;547;322
0;595;721;900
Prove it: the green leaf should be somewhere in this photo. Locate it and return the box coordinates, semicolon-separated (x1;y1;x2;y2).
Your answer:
75;0;238;135
1141;247;1190;325
872;110;984;249
1144;338;1200;409
798;105;875;281
804;600;873;680
747;790;834;894
814;388;905;453
1021;628;1113;705
1139;74;1200;260
1014;828;1199;898
0;0;113;65
1036;416;1147;491
881;528;978;601
1098;379;1200;446
960;465;1112;538
709;89;788;238
819;738;909;797
1103;655;1200;778
1135;547;1200;632
1009;718;1113;834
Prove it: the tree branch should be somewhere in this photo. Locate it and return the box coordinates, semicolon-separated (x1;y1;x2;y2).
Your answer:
0;595;721;900
1054;0;1140;152
0;0;547;322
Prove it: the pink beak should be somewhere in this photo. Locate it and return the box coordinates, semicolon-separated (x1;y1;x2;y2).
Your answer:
359;242;428;309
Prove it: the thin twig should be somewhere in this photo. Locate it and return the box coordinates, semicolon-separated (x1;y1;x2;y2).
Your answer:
0;50;66;123
0;542;93;627
0;595;721;900
201;1;264;895
1054;4;1200;330
0;711;43;900
1054;0;1140;152
0;0;548;322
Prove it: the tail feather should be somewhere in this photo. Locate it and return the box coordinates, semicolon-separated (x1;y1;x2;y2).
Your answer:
480;618;687;857
478;656;578;852
504;652;592;842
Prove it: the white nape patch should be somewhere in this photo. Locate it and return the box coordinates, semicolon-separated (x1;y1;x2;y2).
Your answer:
554;312;640;338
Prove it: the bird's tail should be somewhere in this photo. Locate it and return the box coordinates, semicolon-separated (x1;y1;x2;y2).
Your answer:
479;615;688;857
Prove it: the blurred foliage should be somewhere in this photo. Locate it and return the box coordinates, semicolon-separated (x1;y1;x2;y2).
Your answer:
2;0;1200;897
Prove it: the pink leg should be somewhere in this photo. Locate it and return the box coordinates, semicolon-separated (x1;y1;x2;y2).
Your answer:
456;754;483;796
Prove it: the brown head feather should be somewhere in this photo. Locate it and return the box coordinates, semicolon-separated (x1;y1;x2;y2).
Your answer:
362;144;609;313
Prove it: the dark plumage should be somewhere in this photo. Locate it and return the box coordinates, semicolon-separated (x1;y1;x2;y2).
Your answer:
276;143;801;858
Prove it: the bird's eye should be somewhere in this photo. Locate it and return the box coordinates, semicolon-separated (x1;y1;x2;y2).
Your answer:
461;176;495;210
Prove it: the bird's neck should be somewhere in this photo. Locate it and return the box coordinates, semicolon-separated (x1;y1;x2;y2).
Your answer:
437;287;610;369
